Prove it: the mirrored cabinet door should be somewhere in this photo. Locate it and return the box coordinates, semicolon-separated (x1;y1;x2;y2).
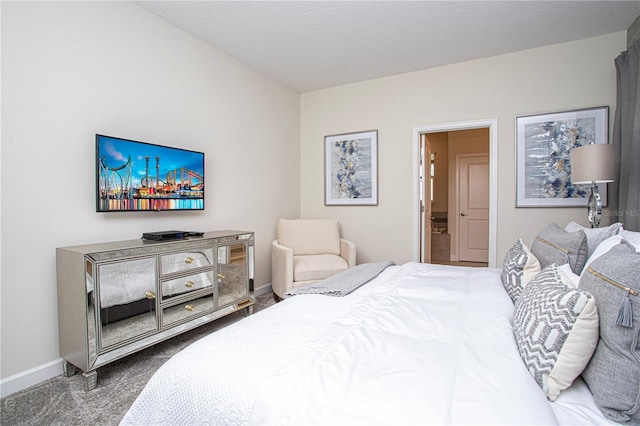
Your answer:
217;243;249;307
96;257;158;350
85;260;98;365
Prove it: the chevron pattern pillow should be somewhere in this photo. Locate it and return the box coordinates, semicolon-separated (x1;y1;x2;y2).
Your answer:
502;239;541;303
513;264;599;401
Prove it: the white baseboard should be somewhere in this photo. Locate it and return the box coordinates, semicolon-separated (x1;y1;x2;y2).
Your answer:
0;358;63;398
255;282;272;297
2;284;274;399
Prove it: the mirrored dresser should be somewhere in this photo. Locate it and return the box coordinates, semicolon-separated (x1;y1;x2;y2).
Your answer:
56;230;254;390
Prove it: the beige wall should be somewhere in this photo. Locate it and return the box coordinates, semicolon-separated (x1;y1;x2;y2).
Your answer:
1;2;300;383
300;32;625;266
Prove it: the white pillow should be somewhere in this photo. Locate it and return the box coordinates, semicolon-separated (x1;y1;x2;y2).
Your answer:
558;263;580;288
580;235;624;278
620;229;640;253
564;221;622;258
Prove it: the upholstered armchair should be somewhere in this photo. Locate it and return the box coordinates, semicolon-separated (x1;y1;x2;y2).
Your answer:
271;219;356;300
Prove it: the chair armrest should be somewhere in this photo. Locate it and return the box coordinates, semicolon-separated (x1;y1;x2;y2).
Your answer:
271;240;294;298
339;239;357;268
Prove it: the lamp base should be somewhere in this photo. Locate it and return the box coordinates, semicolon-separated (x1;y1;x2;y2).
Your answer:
587;183;602;228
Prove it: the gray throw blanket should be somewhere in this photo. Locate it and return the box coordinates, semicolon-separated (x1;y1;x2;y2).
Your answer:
284;261;396;298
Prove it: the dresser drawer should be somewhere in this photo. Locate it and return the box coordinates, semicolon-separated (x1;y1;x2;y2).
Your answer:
160;249;214;275
161;271;214;300
161;295;215;328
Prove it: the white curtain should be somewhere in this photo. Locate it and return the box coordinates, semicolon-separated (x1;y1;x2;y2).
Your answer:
611;40;640;231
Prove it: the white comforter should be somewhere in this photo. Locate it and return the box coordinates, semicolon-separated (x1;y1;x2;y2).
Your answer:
120;262;612;425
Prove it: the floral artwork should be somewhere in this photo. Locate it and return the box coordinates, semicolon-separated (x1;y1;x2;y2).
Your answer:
516;107;608;207
325;130;378;205
523;119;593;199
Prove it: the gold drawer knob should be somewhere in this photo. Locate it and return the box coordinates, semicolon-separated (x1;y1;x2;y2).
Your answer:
217;273;225;280
185;281;194;288
184;257;193;264
185;304;194;311
145;291;156;299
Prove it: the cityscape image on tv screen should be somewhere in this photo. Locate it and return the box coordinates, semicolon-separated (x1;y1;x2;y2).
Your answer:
96;134;205;212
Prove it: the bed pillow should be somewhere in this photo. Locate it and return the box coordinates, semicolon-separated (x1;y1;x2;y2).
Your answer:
513;264;599;401
580;241;640;424
564;221;622;258
620;229;640;252
501;239;541;303
558;263;580;288
580;234;624;278
531;222;588;274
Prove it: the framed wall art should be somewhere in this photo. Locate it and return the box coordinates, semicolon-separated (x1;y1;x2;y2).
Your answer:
515;106;609;207
324;130;378;206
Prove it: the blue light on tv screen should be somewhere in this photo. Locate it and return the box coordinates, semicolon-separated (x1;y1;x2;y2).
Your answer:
96;135;204;212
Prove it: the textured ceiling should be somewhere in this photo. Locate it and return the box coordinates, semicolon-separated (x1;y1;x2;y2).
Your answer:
134;1;640;93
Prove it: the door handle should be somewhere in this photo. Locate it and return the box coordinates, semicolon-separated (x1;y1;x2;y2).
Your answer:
461;213;468;216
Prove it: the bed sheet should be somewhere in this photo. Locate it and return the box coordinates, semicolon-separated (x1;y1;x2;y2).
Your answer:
121;262;612;425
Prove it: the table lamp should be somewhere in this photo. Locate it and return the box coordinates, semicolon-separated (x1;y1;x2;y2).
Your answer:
570;143;615;228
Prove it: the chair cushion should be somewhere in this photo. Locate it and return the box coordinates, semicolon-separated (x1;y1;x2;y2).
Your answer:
278;219;341;256
293;254;348;282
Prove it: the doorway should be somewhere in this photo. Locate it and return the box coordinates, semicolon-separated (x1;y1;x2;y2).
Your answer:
412;119;498;267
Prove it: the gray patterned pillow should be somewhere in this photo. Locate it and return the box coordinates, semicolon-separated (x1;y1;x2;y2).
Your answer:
513;264;598;401
531;222;588;274
501;239;541;303
580;241;640;424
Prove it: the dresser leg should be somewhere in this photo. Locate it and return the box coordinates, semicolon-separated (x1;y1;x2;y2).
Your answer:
62;360;79;377
245;305;254;316
82;370;98;391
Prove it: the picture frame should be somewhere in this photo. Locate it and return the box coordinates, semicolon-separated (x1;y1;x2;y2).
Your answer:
324;130;378;206
515;106;609;207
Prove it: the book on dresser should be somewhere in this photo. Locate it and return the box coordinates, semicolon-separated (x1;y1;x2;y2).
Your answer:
56;230;255;390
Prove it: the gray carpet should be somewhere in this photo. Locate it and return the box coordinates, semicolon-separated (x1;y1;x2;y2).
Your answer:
1;292;276;426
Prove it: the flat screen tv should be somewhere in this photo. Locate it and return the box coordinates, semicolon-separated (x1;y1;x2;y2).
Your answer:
96;134;205;212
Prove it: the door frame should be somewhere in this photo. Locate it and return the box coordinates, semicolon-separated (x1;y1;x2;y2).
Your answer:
420;136;433;263
412;119;498;267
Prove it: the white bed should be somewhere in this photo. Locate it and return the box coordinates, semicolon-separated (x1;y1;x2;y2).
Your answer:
120;262;616;425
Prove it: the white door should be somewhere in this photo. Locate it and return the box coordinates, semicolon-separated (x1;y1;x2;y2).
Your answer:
458;154;489;262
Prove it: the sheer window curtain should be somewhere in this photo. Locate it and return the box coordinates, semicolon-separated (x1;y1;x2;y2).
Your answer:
611;40;640;231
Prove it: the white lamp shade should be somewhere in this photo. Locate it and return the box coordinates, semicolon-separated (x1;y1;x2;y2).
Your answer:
570;143;615;184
